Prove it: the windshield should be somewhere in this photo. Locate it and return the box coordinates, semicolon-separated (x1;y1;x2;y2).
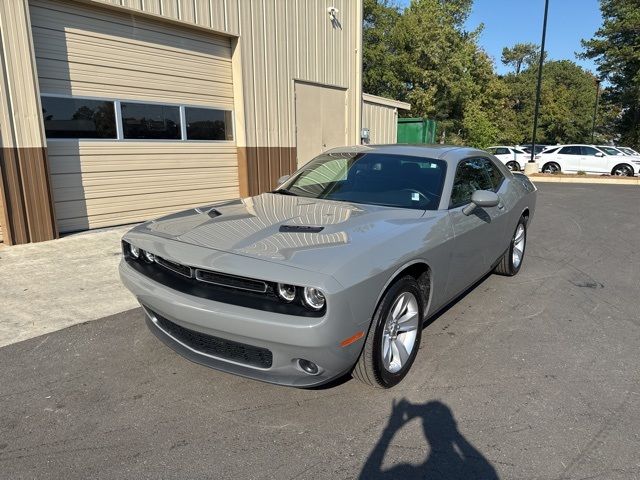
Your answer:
619;147;638;156
278;152;447;210
599;146;621;155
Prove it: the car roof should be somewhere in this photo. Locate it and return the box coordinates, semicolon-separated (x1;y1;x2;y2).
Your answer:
324;144;487;162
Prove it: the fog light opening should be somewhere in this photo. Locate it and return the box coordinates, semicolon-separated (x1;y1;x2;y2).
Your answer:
298;359;320;375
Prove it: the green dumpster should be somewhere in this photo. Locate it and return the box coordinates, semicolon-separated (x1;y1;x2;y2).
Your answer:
397;118;437;144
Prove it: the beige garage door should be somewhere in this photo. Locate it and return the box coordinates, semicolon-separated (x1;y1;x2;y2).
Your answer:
294;82;347;168
30;0;238;232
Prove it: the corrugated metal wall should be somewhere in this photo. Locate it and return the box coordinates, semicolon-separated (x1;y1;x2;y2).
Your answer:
362;94;411;144
0;0;57;245
86;0;362;147
1;0;363;242
32;0;238;232
92;0;241;35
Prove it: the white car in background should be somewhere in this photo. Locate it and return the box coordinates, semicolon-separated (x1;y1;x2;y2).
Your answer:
616;146;640;157
598;145;636;158
486;146;530;171
536;144;640;176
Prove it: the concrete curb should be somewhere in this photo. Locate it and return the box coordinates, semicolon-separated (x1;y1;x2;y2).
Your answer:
528;175;640;185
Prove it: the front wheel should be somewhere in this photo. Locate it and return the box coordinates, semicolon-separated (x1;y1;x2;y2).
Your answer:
494;216;527;276
611;164;634;176
353;276;423;388
506;161;520;172
542;162;560;174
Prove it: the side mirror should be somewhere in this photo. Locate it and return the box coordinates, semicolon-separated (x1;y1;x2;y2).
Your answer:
276;174;290;186
462;190;500;216
595;152;604;157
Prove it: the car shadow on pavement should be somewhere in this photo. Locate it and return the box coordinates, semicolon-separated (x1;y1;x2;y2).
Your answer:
359;399;499;480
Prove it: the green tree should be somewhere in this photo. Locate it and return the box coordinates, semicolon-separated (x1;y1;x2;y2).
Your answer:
581;0;640;148
362;0;403;99
502;60;601;144
501;43;540;74
391;0;494;125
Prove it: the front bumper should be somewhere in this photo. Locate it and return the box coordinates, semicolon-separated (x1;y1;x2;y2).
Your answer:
119;260;366;387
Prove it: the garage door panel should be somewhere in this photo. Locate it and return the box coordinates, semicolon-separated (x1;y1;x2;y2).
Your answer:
40;82;235;109
31;0;238;233
55;188;237;220
33;28;232;74
37;61;234;100
30;0;232;51
51;169;239;201
55;197;239;232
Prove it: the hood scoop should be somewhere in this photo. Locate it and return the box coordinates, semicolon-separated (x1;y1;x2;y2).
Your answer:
279;225;324;233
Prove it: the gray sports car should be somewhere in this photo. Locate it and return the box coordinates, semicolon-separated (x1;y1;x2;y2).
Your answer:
120;145;536;388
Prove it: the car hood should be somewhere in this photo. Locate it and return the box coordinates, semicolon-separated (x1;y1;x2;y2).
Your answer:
133;193;431;272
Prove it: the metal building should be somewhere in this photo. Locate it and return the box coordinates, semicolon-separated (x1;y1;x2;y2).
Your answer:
0;0;403;245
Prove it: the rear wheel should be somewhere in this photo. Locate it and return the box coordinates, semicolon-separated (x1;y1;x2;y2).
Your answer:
542;162;560;174
495;216;527;276
506;161;520;172
353;276;423;388
611;164;634;176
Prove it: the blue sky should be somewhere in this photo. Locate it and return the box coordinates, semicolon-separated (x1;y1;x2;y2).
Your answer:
397;0;603;75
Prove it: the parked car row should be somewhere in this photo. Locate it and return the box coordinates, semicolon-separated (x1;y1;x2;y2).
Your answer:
535;144;640;176
486;144;640;176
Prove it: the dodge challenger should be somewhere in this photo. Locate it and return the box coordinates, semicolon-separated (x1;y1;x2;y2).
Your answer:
120;145;537;388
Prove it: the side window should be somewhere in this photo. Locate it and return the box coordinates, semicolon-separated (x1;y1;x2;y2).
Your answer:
495;147;510;155
41;97;116;139
483;158;505;190
560;146;580;155
581;146;599;156
121;102;181;140
450;158;494;208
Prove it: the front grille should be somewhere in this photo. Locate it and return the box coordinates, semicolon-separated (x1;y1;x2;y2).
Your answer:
153;312;273;368
156;256;193;278
194;269;268;293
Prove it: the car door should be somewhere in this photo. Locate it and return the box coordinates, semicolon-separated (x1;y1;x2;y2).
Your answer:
446;157;510;298
556;146;581;172
493;147;511;165
579;146;608;173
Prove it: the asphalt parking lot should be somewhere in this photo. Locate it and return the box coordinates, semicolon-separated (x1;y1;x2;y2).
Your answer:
2;183;640;480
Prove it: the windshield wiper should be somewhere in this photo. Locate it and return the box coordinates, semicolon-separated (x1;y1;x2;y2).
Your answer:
270;188;297;196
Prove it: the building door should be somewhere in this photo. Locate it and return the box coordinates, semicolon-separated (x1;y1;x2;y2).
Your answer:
294;82;347;168
30;0;237;233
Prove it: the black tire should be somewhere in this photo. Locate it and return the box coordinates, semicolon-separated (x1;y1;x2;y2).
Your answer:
542;162;560;174
353;276;423;388
506;161;520;172
611;163;634;176
494;216;527;276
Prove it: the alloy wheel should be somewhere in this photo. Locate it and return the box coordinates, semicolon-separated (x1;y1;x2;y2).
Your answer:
512;223;526;269
381;292;419;373
613;165;633;176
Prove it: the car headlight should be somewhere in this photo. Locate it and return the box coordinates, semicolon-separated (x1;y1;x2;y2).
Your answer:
277;283;296;302
142;250;155;263
129;244;140;259
302;287;325;310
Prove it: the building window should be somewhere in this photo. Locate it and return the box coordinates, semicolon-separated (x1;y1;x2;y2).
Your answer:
185;107;233;141
41;97;116;139
121;102;181;140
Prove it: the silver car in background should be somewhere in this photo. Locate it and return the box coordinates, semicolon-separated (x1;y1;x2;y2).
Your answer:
120;145;537;388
